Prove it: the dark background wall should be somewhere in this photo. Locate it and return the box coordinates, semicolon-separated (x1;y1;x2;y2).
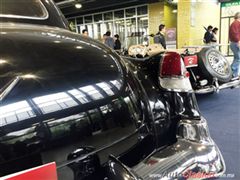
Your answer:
54;0;161;17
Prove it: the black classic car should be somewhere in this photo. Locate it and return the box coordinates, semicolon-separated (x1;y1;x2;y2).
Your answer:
124;36;240;94
0;0;225;179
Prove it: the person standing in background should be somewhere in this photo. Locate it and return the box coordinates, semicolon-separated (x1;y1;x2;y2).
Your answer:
104;31;115;49
203;25;214;44
82;29;88;37
211;27;218;43
114;34;121;50
229;12;240;78
154;24;166;49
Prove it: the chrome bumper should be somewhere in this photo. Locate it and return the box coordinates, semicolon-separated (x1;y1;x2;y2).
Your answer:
133;118;226;180
195;78;240;94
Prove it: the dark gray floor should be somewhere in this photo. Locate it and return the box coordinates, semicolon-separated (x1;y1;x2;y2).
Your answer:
196;88;240;180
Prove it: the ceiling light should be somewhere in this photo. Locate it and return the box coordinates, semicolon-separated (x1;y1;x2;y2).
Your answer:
75;3;82;9
54;41;61;43
21;74;38;79
0;59;7;64
76;46;83;49
56;0;75;6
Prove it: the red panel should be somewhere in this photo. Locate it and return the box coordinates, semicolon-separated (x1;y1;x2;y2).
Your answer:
2;162;57;180
183;55;198;67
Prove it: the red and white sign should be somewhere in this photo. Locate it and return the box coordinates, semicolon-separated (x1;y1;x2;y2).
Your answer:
1;162;57;180
183;55;198;67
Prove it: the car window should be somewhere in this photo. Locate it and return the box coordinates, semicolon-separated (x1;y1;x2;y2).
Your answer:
0;0;48;20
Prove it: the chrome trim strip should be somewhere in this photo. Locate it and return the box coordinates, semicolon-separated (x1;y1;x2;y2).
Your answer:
218;79;240;89
0;1;49;20
195;79;240;94
185;64;198;68
0;76;21;101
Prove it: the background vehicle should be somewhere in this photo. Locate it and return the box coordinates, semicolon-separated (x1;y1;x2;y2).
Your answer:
123;36;240;94
0;0;225;179
181;45;240;94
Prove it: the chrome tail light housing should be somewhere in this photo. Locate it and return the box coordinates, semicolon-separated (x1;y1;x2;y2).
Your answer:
159;51;193;92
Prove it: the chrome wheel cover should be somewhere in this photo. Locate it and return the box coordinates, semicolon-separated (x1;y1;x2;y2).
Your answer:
208;51;229;76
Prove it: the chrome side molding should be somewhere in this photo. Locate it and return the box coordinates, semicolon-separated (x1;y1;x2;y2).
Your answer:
0;74;38;101
0;76;21;101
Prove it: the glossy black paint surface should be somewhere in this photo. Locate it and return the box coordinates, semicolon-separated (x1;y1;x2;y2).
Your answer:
0;0;69;30
123;55;201;119
0;1;203;179
0;23;156;179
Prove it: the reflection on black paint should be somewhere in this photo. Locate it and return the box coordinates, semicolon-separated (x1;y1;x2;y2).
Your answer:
0;76;147;179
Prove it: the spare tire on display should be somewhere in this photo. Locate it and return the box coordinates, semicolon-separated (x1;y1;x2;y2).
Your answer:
197;47;232;83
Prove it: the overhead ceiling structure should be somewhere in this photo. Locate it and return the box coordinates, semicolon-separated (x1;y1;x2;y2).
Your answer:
54;0;161;18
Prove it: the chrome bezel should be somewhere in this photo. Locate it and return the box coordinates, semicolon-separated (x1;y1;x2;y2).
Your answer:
159;77;193;93
177;118;213;145
0;0;49;20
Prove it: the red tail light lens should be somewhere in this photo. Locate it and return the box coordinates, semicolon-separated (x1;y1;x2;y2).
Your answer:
160;52;188;78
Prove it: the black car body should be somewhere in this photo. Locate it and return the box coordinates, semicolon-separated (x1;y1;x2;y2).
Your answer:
0;0;225;179
124;37;240;94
